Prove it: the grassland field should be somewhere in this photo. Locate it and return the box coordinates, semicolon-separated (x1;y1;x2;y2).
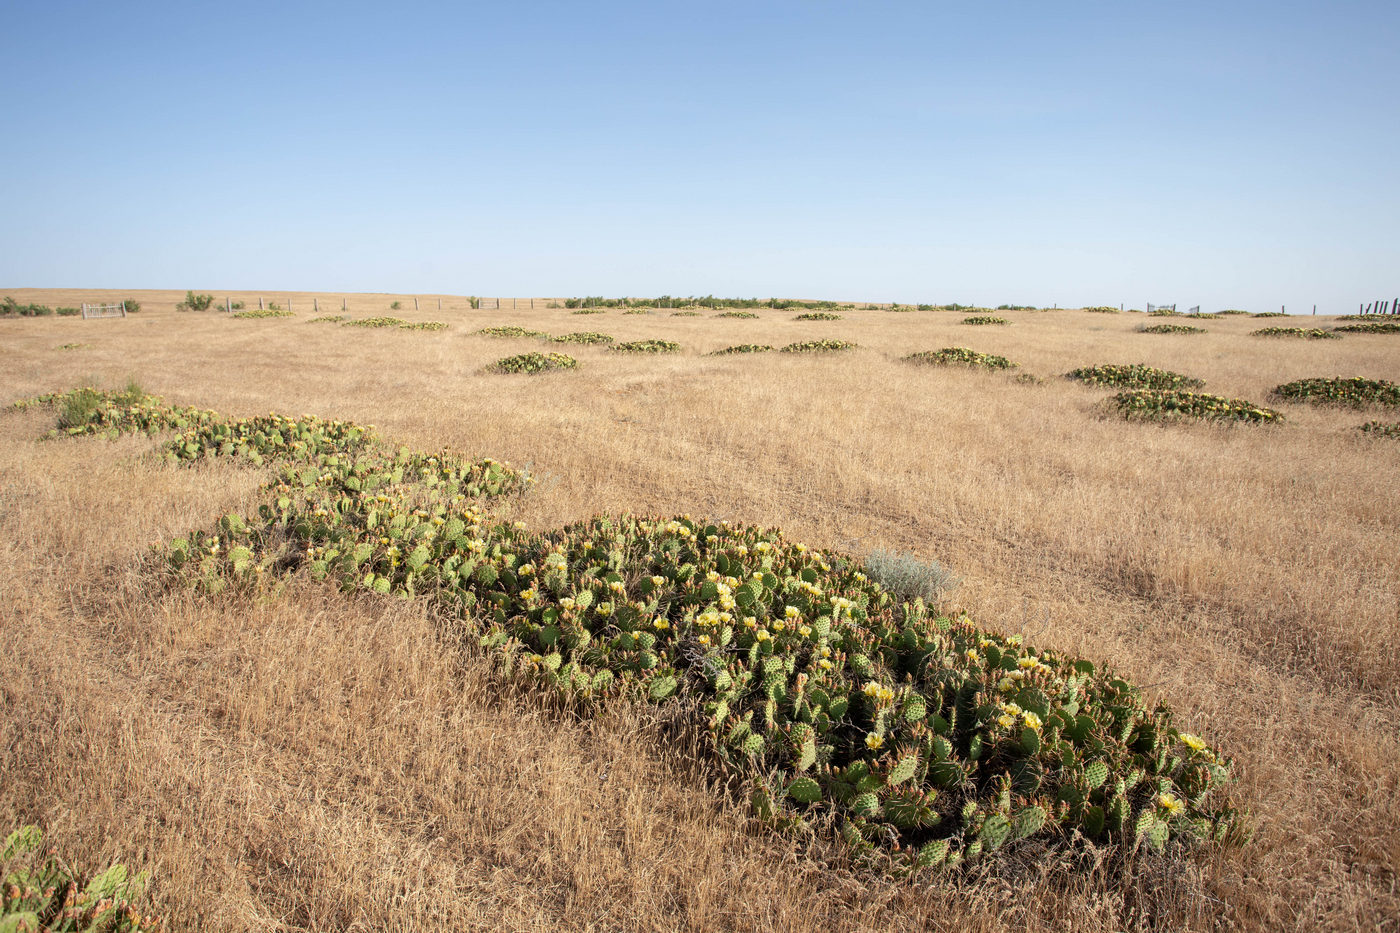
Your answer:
1;287;1398;932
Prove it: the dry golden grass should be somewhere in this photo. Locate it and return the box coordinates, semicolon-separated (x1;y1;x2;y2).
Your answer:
2;292;1398;931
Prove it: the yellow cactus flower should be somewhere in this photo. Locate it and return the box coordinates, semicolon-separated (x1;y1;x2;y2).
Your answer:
864;733;884;750
1157;794;1184;817
650;575;666;587
997;714;1015;729
785;606;800;619
1022;711;1042;731
1179;733;1207;753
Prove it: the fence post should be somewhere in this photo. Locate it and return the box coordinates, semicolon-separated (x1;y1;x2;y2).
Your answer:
414;297;419;311
120;301;127;318
438;298;442;310
259;296;264;310
226;296;231;312
342;298;347;311
314;298;319;312
288;298;292;312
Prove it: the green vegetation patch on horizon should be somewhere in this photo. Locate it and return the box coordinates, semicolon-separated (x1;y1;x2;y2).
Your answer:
18;387;1247;879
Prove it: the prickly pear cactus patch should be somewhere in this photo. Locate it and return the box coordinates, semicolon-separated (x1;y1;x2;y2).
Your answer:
1250;327;1339;340
1273;377;1400;407
308;315;348;323
1067;363;1203;390
905;348;1017;370
28;388;1247;876
781;340;858;353
794;312;841;321
710;344;776;355
610;340;682;354
1113;390;1282;423
345;317;410;328
232;309;294;319
1334;320;1400;334
477;325;550;339
1140;324;1205;335
1;825;165;932
1360;420;1400;438
717;311;760;319
489;352;579;375
551;332;614;345
961;316;1009;326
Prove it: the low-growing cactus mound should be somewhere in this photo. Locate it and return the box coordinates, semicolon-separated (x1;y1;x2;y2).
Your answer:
1082;306;1119;314
711;344;776;355
308;315;348;323
346;316;410;328
1140;324;1205;335
232;309;295;319
623;309;651;315
1251;312;1287;318
489;352;578;374
961;316;1009;326
19;387;1246;874
1216;309;1250;316
1334;320;1400;334
782;339;858;353
1250;327;1339;340
402;321;449;331
571;308;606;315
56;342;92;350
718;311;761;319
1148;309;1180;317
1360;421;1400;438
477;325;550;339
1113;389;1282;423
552;332;614;345
904;348;1017;370
610;339;682;354
671;311;702;317
794;312;842;321
1067;363;1203;390
1273;377;1400;407
1;825;164;932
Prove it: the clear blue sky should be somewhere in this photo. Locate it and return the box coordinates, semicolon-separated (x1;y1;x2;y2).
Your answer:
3;0;1397;312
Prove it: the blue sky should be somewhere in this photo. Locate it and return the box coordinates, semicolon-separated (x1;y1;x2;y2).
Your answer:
2;1;1397;311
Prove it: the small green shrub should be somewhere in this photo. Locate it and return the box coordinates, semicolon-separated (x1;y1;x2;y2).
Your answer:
794;312;841;321
122;299;142;314
962;315;1009;326
1359;421;1400;438
176;291;214;312
1250;327;1338;339
1113;389;1282;423
230;301;245;310
266;302;283;311
477;325;549;338
710;344;775;355
610;339;682;354
55;306;81;316
390;301;402;310
1334;320;1400;334
490;352;578;374
1272;377;1400;407
1068;363;1203;390
347;317;410;328
781;339;858;353
1;297;54;316
1140;324;1205;335
552;332;614;345
57;387;105;430
863;549;959;603
0;825;164;932
904;347;1017;370
232;309;294;319
717;311;760;319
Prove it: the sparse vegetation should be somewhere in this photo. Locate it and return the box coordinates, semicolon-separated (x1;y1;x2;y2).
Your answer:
1217;309;1250;316
1113;389;1282;423
862;549;960;602
962;316;1009;326
1251;312;1287;318
1;297;54;317
904;347;1017;370
571;308;606;315
390;301;403;310
717;311;760;319
490;352;579;374
794;312;842;321
175;291;215;312
1273;377;1400;407
1359;421;1400;438
1083;306;1119;314
308;315;348;323
1067;363;1204;390
347;317;410;328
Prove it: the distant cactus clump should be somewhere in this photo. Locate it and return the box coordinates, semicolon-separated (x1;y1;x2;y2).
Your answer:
904;347;1017;370
1068;363;1203;390
1250;327;1339;339
1140;324;1205;335
490;352;578;374
1273;377;1400;407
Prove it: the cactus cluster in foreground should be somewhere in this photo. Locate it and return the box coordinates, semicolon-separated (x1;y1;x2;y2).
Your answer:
1112;390;1282;423
1067;363;1203;390
905;348;1017;370
18;388;1246;874
1273;377;1400;407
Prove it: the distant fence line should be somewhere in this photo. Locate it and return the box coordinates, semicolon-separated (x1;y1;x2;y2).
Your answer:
81;302;126;319
1359;297;1398;315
